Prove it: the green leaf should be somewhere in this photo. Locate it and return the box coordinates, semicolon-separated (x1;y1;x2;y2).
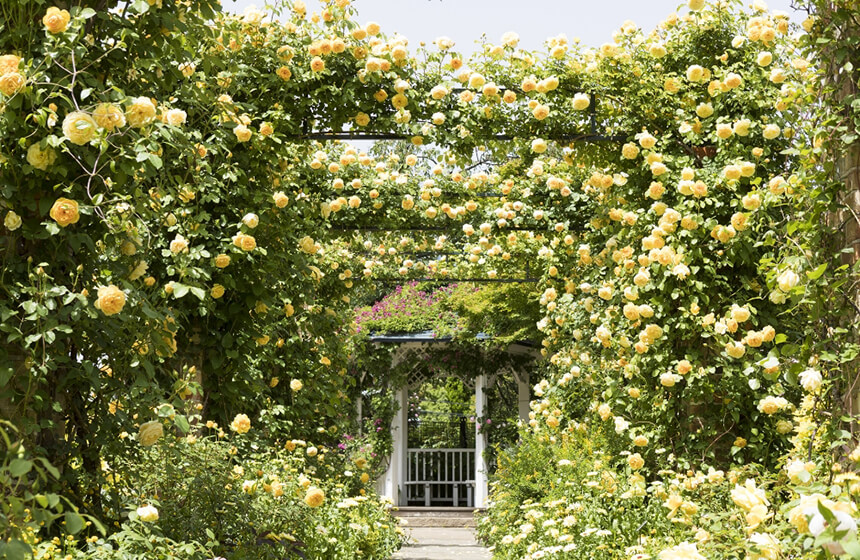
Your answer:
189;287;206;301
64;512;84;534
172;283;189;299
806;263;827;280
131;0;150;14
9;459;32;477
841;538;860;559
174;415;190;433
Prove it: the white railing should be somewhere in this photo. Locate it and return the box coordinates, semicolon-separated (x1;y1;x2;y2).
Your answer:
405;448;475;507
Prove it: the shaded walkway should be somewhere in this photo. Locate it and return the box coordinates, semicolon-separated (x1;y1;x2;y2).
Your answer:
393;527;491;560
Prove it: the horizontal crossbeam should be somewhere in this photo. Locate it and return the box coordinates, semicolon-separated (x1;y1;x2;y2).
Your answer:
287;132;626;142
372;277;539;284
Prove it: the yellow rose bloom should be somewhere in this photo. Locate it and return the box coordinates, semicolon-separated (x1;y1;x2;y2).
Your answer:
4;210;22;231
211;284;225;299
138;421;163;446
304;486;325;507
43;7;71;34
273;191;289;208
232;232;256;251
0;72;25;97
290;379;303;391
230;413;251;434
62;112;98;145
49;197;80;227
234;124;252;142
0;55;21;75
94;284;126;315
126;97;157;128
214;254;231;268
572;93;590;111
26;143;57;171
310;56;325;72
532;104;550;120
93;103;126;131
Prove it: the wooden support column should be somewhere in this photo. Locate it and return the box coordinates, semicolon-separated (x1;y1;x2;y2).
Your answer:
383;386;408;505
474;374;488;508
517;370;530;424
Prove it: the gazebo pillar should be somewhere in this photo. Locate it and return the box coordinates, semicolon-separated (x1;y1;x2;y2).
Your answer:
384;386;408;506
474;374;488;508
516;370;530;423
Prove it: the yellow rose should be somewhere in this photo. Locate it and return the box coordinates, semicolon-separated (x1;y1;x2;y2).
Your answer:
95;284;126;315
164;108;187;126
49;197;80;227
304;486;325;507
686;64;704;82
299;235;318;254
43;7;71;34
664;77;681;93
532;104;550;120
126;97;157;128
26;143;57;171
572;93;590;110
695;102;714;118
214;254;231;268
762;124;780;139
62;112;98;145
232;232;256;251
310;56;325;72
4;210;22;231
93;103;126;131
725;341;746;358
0;55;21;75
628;453;644;470
355;112;370;126
234;124;252;142
169;234;189;254
230;413;251;434
0;72;25;97
138;421;163;446
210;284;225;299
290;379;303;391
273;191;289;208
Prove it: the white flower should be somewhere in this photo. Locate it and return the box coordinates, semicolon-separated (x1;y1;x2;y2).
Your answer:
242;213;259;228
136;505;159;522
777;269;799;292
799;368;822;392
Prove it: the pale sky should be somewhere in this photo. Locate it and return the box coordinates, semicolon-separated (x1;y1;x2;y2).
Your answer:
222;0;800;52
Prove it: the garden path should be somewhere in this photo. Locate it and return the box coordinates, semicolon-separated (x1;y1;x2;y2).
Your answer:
393;527;491;560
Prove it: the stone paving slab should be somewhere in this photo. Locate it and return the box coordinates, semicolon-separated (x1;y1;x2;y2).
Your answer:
393;527;491;560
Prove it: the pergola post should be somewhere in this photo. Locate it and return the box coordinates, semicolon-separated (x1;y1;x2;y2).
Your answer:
474;374;488;508
384;385;408;506
517;370;530;423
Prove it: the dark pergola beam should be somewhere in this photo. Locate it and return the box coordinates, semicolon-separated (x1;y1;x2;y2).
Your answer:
287;132;626;143
372;277;539;284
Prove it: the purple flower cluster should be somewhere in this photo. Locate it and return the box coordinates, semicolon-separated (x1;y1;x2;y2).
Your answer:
354;283;459;333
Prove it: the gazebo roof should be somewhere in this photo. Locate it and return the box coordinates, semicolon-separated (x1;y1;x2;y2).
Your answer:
368;330;534;348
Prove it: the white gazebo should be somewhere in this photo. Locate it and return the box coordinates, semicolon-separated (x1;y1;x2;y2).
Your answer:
366;331;537;508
